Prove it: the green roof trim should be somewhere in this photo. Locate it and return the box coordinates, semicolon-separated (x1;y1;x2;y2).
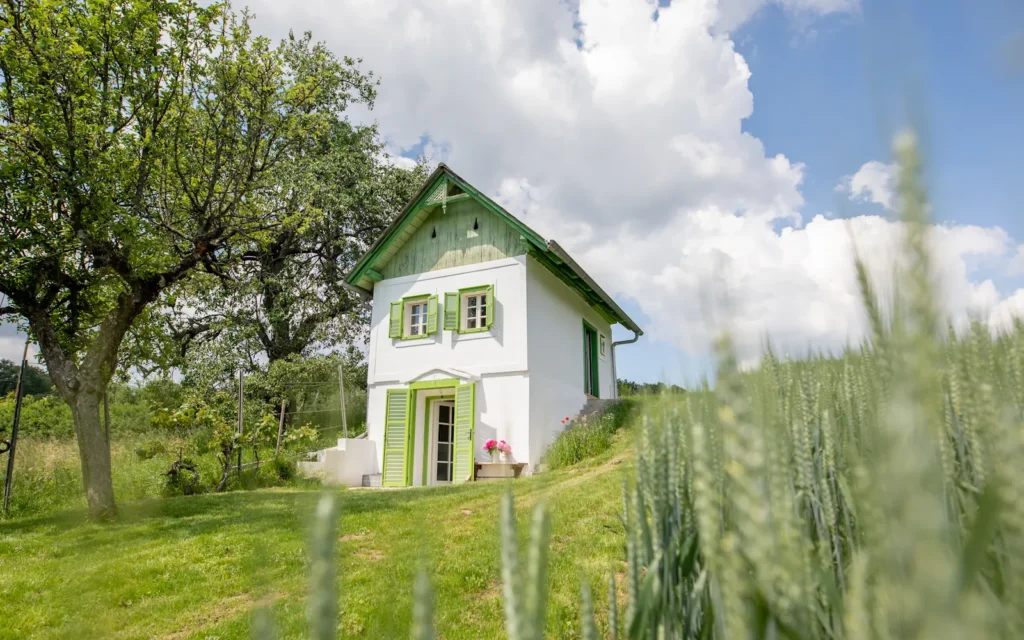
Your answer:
345;164;642;335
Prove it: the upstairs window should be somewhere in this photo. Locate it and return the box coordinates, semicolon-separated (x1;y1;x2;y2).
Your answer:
406;299;428;336
463;290;487;330
443;285;494;333
389;295;438;340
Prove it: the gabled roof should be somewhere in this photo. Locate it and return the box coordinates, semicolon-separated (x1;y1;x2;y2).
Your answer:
345;164;642;335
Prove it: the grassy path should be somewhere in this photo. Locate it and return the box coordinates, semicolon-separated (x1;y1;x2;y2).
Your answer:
0;436;631;639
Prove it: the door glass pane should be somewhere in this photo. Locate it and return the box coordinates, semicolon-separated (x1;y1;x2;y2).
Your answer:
437;443;450;462
438;422;451;442
437;462;450;482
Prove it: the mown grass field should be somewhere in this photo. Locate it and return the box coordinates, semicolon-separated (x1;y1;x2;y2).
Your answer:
0;432;633;640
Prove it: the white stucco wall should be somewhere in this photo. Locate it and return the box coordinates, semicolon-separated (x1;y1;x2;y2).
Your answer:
365;257;530;475
525;256;614;465
367;256;529;384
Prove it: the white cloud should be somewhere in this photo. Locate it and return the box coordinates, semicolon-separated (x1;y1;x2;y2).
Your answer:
837;160;898;209
235;0;1023;365
715;0;860;33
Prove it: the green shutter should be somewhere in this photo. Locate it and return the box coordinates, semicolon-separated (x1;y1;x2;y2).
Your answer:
426;295;438;334
444;292;459;331
484;284;495;329
382;389;411;486
389;301;402;338
452;383;475;484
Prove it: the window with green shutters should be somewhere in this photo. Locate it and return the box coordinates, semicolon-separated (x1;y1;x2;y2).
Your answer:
452;383;475;484
443;292;459;331
444;285;495;333
382;389;412;486
388;295;439;340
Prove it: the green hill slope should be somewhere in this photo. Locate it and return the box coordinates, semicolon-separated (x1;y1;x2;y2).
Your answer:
0;434;632;639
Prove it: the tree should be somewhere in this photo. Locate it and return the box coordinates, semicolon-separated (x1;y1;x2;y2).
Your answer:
162;122;428;372
0;358;53;396
0;0;373;517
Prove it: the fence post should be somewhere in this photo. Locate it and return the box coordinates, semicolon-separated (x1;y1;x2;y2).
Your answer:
3;340;30;515
275;398;287;457
237;369;244;476
338;363;348;439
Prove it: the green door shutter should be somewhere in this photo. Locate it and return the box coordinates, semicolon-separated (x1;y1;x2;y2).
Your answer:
382;389;411;486
444;292;459;331
452;382;476;484
389;301;403;338
484;285;495;329
426;295;438;334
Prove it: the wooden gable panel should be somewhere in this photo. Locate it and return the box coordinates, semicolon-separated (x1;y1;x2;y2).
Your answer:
380;198;526;279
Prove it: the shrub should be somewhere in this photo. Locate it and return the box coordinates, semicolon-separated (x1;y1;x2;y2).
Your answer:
264;456;296;482
134;440;167;460
545;399;638;469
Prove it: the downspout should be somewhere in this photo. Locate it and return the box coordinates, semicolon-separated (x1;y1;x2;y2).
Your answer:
611;329;642;400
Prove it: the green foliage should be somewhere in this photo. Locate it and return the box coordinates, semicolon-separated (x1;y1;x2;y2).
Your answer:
0;0;378;516
0;359;53;396
133;440;167;461
617;379;687;397
0;393;73;437
264;456;297;482
545;400;638;470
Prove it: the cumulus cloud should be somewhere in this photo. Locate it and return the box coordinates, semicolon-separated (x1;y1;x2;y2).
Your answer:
837;160;898;209
233;0;1021;365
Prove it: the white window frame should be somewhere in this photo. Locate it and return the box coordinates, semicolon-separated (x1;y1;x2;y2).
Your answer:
461;290;488;332
405;299;428;337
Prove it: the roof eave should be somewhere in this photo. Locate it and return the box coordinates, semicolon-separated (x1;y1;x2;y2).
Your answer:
544;240;643;335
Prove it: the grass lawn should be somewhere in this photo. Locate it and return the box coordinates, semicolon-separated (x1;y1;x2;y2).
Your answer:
0;434;632;640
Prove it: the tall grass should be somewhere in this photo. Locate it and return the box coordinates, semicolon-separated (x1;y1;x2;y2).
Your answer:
545;400;638;470
261;132;1024;638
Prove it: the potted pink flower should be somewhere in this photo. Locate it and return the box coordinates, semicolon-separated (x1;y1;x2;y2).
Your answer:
483;439;500;462
497;440;512;463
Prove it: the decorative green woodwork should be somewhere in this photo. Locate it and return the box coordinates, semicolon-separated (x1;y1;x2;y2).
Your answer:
452;383;476;484
582;320;599;398
409;378;461;390
380;198;526;280
389;301;402;339
365;268;384;282
426;295;438;334
443;292;459;331
382;389;412;486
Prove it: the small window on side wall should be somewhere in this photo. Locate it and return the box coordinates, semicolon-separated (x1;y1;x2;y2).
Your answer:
600;334;607;356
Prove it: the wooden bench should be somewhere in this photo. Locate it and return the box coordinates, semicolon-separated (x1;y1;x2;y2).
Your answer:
474;462;528;481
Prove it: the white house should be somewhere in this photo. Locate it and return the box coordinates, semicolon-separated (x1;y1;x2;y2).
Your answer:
344;164;642;487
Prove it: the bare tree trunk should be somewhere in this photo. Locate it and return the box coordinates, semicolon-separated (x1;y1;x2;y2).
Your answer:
69;385;116;519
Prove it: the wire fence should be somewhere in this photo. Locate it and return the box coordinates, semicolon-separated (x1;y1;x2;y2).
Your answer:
227;364;368;479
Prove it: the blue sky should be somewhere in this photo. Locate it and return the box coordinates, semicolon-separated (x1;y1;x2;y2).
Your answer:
607;0;1024;385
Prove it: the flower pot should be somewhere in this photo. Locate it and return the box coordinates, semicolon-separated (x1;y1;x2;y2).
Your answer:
499;451;510;463
490;450;500;463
